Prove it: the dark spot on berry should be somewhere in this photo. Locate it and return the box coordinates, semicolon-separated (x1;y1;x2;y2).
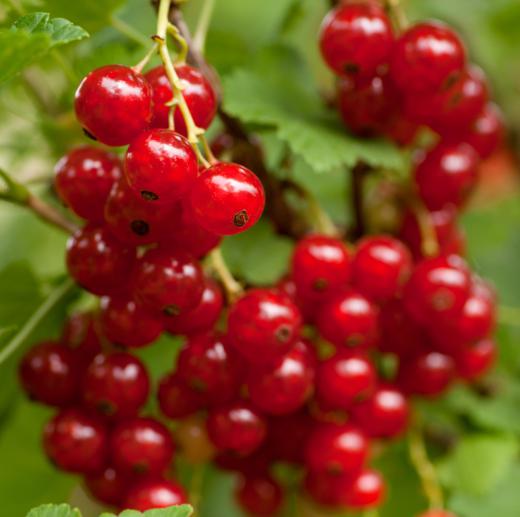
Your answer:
275;324;292;343
82;128;97;141
344;62;360;75
442;72;461;91
233;209;249;228
141;190;159;201
313;278;328;291
97;399;116;416
346;334;363;347
132;462;148;474
131;220;150;236
163;304;181;316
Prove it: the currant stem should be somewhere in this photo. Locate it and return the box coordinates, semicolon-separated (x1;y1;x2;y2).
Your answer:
133;43;159;74
200;134;218;165
207;248;243;303
384;0;410;32
110;15;151;47
411;198;440;257
350;162;370;240
193;0;216;54
167;23;189;63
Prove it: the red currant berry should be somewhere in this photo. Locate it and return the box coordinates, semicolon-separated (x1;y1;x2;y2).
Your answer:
455;338;496;381
235;475;284;516
82;352;150;419
414;143;479;211
177;333;242;405
214;447;272;476
390;22;466;93
292;235;351;302
352;235;412;302
123;478;188;511
132;247;204;316
189;162;265;235
43;408;108;473
403;255;471;326
227;288;302;364
75;65;152;146
164;278;223;336
316;351;376;410
303;470;345;508
99;295;163;348
55;146;121;222
320;4;394;76
382;112;419;147
305;424;369;476
247;340;315;415
111;417;175;475
61;311;102;365
317;290;379;349
342;469;385;509
84;466;129;506
19;341;80;407
398;351;455;397
158;373;206;419
66;225;135;296
207;402;267;454
124;129;198;204
145;64;217;134
351;385;409;438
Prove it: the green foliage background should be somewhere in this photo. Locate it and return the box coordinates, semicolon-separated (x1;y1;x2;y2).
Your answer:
0;0;519;516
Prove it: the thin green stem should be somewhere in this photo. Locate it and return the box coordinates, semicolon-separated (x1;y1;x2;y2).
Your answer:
133;43;159;73
207;248;243;303
110;16;151;47
52;50;78;84
0;278;75;365
384;0;409;32
411;198;440;257
193;0;216;54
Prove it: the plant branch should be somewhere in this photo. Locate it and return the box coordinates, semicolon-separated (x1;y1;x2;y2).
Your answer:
410;198;440;257
193;0;216;54
350;162;370;240
207;248;243;303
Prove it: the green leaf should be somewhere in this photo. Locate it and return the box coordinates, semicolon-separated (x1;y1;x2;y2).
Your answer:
26;503;81;517
438;433;518;496
100;504;193;517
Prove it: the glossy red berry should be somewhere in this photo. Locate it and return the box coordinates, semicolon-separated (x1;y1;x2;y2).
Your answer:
82;352;150;419
124;129;198;204
316;351;376;410
455;338;496;380
177;333;242;405
247;340;315;415
19;341;80;407
292;235;351;302
132;247;204;316
158;373;206;419
342;469;385;509
75;65;152;146
351;385;409;438
164;278;223;336
390;22;466;93
352;235;412;302
303;470;345;508
99;295;163;348
43;408;108;473
84;466;129;506
414;143;479;211
66;225;134;296
61;311;102;365
189;162;265;236
320;4;394;76
207;402;267;454
145;64;217;134
123;478;188;511
305;424;369;475
55;146;121;222
235;475;284;516
111;417;175;475
227;288;302;364
317;290;379;349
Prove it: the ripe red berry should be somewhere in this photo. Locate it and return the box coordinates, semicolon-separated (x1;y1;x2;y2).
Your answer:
66;225;135;296
292;235;351;302
61;311;102;365
351;385;409;438
247;340;315;415
99;295;163;348
303;470;345;508
177;333;242;405
320;4;394;76
390;22;466;93
455;338;496;381
235;475;284;516
158;373;206;419
111;417;175;475
43;408;108;473
317;290;379;349
342;469;385;509
82;352;150;419
189;162;265;235
123;478;188;511
84;466;129;506
305;424;369;476
145;64;217;134
19;341;80;407
164;278;223;336
132;247;204;316
316;351;376;410
414;143;479;211
55;146;121;222
227;288;302;364
352;235;412;302
207;402;267;454
75;65;152;146
124;129;198;204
